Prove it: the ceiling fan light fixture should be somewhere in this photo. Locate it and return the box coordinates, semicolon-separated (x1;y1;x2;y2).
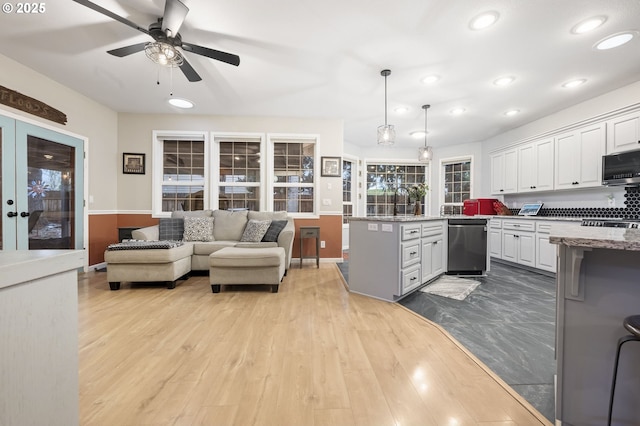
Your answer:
418;104;432;162
377;69;395;146
145;41;184;67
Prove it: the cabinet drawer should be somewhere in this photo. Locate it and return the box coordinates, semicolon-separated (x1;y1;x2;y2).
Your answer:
490;218;502;229
300;227;320;238
502;220;535;232
422;221;444;237
401;224;421;241
536;222;553;234
401;242;421;268
401;265;422;294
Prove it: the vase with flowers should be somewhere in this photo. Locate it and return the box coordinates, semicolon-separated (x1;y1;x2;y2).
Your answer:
407;182;428;215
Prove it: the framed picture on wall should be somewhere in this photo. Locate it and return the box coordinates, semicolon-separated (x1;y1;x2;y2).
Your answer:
123;152;145;175
321;156;341;177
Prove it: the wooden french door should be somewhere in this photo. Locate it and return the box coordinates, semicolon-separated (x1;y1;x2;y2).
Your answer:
1;115;84;250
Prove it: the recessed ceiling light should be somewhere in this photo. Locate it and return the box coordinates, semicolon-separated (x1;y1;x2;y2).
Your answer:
562;79;587;88
394;106;409;114
450;107;466;115
421;75;440;84
493;76;515;86
594;31;636;50
504;109;520;116
469;11;499;30
410;130;427;139
571;16;607;34
168;97;194;108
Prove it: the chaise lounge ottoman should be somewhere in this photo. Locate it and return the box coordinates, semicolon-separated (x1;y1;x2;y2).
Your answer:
209;247;285;293
104;241;193;290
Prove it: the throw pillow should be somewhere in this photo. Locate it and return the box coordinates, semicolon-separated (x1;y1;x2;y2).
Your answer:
240;219;272;242
183;216;215;242
212;209;249;241
262;220;288;242
158;218;185;241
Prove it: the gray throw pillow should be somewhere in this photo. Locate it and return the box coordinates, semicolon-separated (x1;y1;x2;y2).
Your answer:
183;216;215;242
240;219;272;242
262;220;288;242
158;218;184;241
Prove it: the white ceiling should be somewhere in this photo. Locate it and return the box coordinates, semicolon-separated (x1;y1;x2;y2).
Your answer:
1;0;639;149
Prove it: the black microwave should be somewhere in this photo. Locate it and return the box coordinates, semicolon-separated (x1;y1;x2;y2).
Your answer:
602;149;640;186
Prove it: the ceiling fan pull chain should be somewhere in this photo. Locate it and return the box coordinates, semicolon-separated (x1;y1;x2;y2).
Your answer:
170;66;174;96
157;67;160;86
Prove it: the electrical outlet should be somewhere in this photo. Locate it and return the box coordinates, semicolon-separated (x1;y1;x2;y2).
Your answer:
320;240;326;248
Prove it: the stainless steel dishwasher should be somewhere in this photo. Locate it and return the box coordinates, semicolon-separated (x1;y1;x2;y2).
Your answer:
447;218;488;275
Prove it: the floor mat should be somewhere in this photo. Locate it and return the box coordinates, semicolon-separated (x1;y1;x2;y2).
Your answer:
419;275;480;300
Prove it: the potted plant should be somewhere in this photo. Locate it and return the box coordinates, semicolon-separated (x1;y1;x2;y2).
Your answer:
407;182;429;215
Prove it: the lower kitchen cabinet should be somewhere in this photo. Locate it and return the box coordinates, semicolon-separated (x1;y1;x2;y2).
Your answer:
489;218;502;258
535;221;562;272
421;234;445;283
501;220;536;267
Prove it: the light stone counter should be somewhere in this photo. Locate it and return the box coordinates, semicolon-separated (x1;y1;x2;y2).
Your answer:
549;222;640;251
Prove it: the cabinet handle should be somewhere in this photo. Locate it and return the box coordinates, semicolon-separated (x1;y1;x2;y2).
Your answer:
514;235;520;238
410;277;417;281
500;189;504;192
410;230;419;234
410;251;417;255
433;241;438;244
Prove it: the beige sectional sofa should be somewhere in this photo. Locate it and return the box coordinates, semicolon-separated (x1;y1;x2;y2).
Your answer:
104;209;295;290
131;209;295;271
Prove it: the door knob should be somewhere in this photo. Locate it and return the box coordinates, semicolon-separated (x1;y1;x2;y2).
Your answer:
7;211;17;218
20;211;30;218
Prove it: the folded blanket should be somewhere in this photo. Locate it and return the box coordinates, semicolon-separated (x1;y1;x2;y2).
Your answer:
107;240;183;251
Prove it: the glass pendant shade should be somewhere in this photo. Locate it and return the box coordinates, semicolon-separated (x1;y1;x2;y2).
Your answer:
377;124;396;146
145;41;184;67
418;104;431;162
377;69;395;145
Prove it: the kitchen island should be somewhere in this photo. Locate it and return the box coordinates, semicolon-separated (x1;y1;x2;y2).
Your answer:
551;223;640;425
348;216;491;302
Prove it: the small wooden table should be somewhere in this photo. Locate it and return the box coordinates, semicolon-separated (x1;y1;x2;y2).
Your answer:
299;226;320;268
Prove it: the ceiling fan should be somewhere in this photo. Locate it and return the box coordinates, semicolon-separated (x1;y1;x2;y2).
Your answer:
71;0;240;82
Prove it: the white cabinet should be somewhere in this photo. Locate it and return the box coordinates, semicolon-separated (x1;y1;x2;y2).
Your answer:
554;123;605;190
518;138;554;192
501;220;536;267
535;221;562;272
489;218;502;258
421;221;446;283
490;148;518;195
606;111;640;154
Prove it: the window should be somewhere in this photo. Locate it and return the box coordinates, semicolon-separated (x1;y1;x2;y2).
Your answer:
270;135;317;215
342;159;354;224
441;158;471;215
217;137;262;211
365;163;427;216
158;137;206;213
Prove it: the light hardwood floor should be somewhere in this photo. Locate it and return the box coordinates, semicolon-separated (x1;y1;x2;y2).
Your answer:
78;264;551;425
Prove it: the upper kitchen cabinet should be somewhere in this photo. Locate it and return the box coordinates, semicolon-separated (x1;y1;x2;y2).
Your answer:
606;110;640;154
554;123;605;190
518;138;554;192
490;148;518;195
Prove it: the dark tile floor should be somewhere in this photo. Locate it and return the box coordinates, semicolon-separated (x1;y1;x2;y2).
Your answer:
337;260;556;423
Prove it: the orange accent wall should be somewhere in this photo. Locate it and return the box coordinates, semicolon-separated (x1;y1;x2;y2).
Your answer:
88;213;342;267
294;215;342;260
88;213;157;266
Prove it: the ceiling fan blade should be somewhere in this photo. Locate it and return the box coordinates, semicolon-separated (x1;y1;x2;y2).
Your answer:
181;42;240;67
71;0;149;35
179;57;202;82
107;42;147;57
162;0;189;36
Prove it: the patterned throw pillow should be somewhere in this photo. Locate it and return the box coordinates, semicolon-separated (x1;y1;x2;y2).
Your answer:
240;219;272;242
183;216;215;242
158;218;185;241
261;220;288;242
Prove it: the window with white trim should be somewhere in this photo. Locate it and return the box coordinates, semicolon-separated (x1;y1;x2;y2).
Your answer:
365;163;427;216
441;158;471;215
155;134;207;214
270;136;317;215
342;159;354;224
216;136;263;211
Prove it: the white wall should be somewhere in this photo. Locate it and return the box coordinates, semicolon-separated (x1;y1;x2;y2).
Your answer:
116;113;344;213
0;53;119;213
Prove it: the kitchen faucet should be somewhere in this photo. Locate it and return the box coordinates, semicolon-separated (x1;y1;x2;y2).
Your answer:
392;185;408;216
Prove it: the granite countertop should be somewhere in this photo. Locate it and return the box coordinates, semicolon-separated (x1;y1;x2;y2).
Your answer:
348;215;583;223
549;223;640;251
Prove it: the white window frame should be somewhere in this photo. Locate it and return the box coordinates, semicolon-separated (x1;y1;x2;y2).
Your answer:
211;132;266;211
363;158;430;217
439;155;474;214
342;154;358;224
152;130;209;218
267;133;320;218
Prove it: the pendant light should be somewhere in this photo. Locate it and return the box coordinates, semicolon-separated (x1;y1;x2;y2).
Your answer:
418;104;432;161
377;69;395;145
